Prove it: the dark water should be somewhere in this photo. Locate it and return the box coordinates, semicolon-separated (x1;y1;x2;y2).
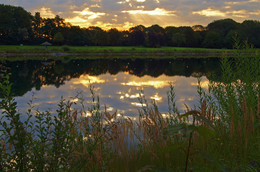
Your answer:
0;58;221;117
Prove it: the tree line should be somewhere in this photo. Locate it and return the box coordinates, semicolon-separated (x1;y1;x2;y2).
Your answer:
0;4;260;48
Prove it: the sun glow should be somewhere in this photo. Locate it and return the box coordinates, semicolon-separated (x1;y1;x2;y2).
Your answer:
131;102;147;107
192;8;226;17
121;81;169;89
33;7;56;18
65;16;87;25
122;8;176;16
73;8;105;19
150;94;162;101
73;75;105;87
191;80;209;89
192;8;260;18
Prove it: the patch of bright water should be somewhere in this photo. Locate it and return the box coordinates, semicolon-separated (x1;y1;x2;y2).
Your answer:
14;72;209;117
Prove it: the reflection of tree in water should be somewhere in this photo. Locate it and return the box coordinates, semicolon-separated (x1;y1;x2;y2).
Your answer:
0;58;221;97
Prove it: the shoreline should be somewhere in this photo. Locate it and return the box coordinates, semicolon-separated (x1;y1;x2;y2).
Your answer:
0;45;258;59
0;51;235;59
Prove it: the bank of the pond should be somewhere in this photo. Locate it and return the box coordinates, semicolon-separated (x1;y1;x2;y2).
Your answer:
0;45;239;59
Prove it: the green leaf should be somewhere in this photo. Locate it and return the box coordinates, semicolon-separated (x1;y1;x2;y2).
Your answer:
194;115;215;129
199;152;227;172
183;125;197;137
181;110;200;118
164;123;186;135
196;126;215;139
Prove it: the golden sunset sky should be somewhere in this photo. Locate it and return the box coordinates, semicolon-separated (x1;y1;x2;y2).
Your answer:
1;0;260;30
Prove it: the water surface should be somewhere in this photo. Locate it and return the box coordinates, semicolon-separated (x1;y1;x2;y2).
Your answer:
1;58;221;117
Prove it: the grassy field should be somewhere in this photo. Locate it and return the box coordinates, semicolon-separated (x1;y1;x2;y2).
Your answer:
0;45;233;53
0;45;246;60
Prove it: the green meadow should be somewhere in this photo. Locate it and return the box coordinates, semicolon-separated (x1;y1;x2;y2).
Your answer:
0;45;232;54
0;45;251;60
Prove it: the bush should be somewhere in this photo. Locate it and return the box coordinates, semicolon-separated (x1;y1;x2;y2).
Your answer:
62;45;70;52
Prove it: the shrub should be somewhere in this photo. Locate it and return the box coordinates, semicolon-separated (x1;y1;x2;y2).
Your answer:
62;45;70;52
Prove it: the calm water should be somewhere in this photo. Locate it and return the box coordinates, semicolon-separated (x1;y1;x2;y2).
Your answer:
1;58;221;117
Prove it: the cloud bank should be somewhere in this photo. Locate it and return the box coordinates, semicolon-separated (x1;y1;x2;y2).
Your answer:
0;0;259;29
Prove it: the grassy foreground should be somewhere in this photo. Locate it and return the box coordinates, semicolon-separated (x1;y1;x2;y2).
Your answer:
0;45;241;60
0;42;260;171
0;45;231;53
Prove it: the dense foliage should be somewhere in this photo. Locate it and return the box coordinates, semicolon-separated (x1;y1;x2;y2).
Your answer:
0;4;260;48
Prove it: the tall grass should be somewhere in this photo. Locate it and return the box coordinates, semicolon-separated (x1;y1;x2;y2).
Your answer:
0;40;260;171
202;40;260;171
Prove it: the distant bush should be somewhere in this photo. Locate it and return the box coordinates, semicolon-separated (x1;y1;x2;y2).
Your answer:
62;45;70;52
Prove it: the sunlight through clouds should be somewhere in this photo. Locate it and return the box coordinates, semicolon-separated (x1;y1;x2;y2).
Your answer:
33;7;56;18
0;0;259;29
122;8;176;16
193;8;260;18
225;0;260;5
73;8;105;19
192;8;226;17
65;16;87;25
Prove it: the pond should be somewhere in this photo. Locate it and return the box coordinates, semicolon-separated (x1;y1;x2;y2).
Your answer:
0;58;221;118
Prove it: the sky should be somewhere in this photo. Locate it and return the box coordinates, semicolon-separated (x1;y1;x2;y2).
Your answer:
1;0;260;30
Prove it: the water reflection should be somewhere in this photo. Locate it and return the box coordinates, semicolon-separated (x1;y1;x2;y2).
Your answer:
1;58;220;117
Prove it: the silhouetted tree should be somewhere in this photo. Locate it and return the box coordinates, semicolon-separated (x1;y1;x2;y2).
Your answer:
172;33;186;47
88;26;108;45
146;25;165;47
192;25;206;31
1;4;260;48
31;12;44;43
129;25;146;46
107;28;123;46
203;31;222;48
53;32;64;45
240;20;260;47
165;26;178;46
207;19;239;36
0;4;32;44
64;26;87;45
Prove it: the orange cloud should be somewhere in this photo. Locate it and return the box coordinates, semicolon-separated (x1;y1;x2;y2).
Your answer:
33;7;56;18
73;8;105;19
122;8;176;16
65;16;87;26
192;8;226;17
193;8;260;18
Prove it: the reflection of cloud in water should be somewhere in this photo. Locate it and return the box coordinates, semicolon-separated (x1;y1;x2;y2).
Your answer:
15;72;209;117
72;75;105;87
120;93;142;100
106;107;114;112
131;102;147;107
190;80;209;89
122;81;167;89
150;93;162;102
121;74;175;89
